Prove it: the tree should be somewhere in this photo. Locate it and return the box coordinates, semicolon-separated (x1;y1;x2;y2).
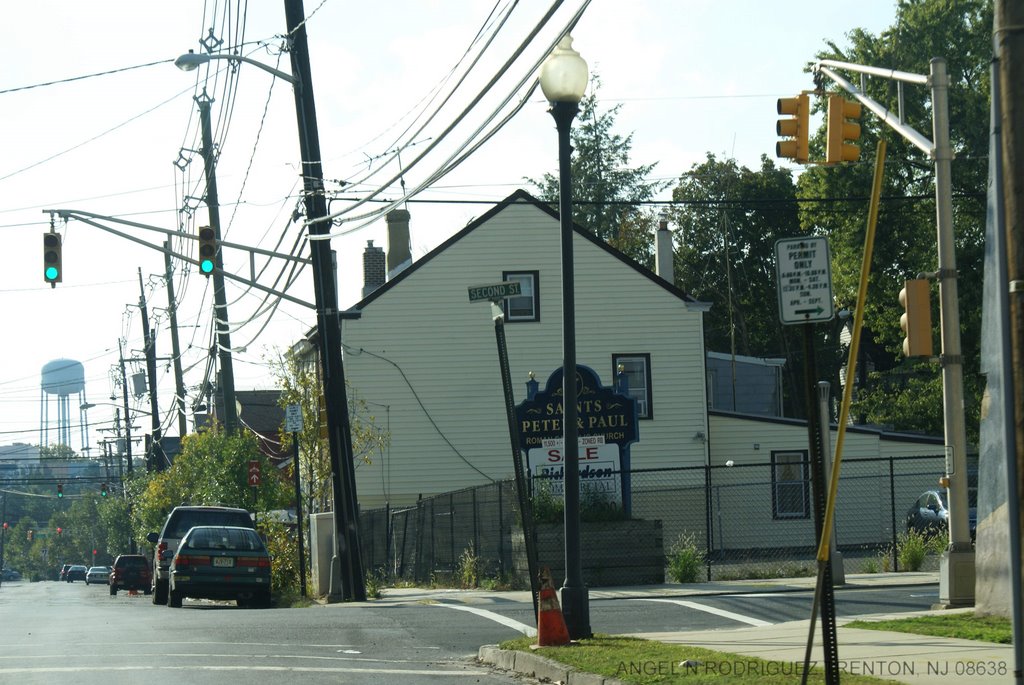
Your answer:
269;348;389;517
669;154;811;415
131;427;291;540
39;444;77;460
529;74;667;263
800;0;990;440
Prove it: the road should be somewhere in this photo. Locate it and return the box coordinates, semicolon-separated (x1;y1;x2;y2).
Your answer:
0;578;940;683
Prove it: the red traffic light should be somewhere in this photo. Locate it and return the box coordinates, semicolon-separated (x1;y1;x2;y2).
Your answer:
2;522;7;530
56;527;63;535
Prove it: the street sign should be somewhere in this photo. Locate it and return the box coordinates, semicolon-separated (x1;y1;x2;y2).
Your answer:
285;403;303;433
248;460;261;487
468;281;521;303
774;236;834;325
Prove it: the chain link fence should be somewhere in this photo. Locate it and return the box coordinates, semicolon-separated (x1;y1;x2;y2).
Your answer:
359;454;951;587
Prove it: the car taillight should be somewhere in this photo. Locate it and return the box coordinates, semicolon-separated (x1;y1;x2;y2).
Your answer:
236;557;271;568
157;542;167;561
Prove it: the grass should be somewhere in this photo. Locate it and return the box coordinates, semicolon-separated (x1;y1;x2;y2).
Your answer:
498;635;899;684
846;612;1012;644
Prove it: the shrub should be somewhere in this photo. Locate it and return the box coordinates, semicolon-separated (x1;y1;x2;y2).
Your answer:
529;480;628;524
861;557;880;574
666;532;706;583
896;529;930;571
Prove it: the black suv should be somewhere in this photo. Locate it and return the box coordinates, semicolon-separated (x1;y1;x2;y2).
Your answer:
146;505;254;605
109;554;151;596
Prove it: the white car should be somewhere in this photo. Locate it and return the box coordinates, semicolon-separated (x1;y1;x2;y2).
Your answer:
85;566;110;585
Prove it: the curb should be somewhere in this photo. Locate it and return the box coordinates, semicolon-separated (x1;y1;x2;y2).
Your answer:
478;645;628;685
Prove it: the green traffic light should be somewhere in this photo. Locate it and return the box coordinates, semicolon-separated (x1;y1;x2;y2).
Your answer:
200;259;214;274
45;266;60;281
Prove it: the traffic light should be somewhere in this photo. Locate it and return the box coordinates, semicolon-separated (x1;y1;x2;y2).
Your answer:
197;225;217;275
57;483;63;498
775;94;809;163
100;482;108;497
43;232;63;284
826;94;862;163
899;278;933;357
56;527;62;536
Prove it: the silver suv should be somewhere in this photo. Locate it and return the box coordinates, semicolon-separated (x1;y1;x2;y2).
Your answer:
146;505;254;605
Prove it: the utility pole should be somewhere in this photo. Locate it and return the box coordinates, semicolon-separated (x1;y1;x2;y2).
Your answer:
996;1;1024;678
164;240;188;438
284;0;365;602
138;268;167;472
197;94;239;435
118;340;133;476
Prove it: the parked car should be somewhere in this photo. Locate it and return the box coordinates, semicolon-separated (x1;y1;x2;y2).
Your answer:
58;563;72;581
109;554;151;596
166;525;271;609
906;490;977;541
85;566;110;585
1;568;21;581
65;565;87;582
146;505;254;605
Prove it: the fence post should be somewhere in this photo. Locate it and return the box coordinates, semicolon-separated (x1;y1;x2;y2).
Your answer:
889;457;899;572
450;492;456;575
704;462;713;581
472;488;479;566
497;483;505;576
430;498;436;580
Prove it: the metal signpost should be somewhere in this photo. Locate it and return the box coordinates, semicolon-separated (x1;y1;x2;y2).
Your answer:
776;236;839;684
468;281;539;619
285;403;307;598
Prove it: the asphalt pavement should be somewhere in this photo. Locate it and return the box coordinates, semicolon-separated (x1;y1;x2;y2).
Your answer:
455;572;1016;685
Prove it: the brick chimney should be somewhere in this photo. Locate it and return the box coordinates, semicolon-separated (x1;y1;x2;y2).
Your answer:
362;240;385;297
386;209;412;279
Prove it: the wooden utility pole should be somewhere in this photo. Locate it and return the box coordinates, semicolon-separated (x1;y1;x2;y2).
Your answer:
996;2;1024;680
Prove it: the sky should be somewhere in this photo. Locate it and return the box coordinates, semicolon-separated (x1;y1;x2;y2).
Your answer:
0;0;900;456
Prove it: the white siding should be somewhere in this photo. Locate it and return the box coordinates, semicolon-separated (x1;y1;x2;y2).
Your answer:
343;200;707;508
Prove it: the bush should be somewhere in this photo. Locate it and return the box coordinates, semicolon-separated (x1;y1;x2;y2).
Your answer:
666;532;706;583
456;542;482;588
896;529;931;571
529;480;628;524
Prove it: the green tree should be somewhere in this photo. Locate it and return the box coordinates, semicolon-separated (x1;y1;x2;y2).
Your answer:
669;154;810;415
131;427;291;541
799;0;990;440
529;75;666;261
39;444;77;460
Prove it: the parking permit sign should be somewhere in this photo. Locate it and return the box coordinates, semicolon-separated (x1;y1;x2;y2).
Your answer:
775;237;834;325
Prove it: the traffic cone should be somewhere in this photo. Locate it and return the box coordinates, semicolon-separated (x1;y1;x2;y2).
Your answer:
534;566;570;647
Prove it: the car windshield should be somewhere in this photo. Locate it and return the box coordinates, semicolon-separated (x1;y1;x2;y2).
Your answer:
185;527;264;552
118;557;147;568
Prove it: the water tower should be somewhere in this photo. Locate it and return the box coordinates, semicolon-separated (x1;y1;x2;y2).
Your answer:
40;359;90;453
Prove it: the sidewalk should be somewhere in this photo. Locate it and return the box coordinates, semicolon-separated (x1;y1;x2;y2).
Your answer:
469;572;1017;685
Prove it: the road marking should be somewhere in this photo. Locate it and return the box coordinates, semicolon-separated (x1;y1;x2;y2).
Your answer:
432;602;537;637
0;665;487;675
634;598;773;627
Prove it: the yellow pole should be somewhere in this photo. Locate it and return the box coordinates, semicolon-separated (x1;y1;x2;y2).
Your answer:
817;139;887;562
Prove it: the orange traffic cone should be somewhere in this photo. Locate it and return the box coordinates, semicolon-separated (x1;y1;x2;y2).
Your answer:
534;566;570;647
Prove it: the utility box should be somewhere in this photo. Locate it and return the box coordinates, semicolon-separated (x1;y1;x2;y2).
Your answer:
309;512;335;598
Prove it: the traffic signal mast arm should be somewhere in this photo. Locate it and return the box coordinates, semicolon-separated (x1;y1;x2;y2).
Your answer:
42;209;315;309
813;59;935;156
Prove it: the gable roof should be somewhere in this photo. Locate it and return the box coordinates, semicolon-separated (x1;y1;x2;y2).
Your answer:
343;189;696;316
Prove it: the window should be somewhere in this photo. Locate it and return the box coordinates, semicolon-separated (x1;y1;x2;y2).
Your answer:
502;271;539;322
612;354;652;419
771;451;809;519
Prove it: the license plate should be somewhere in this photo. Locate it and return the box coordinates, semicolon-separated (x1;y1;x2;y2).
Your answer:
212;557;234;568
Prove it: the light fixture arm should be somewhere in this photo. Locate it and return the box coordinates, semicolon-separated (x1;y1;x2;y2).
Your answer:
174;50;298;87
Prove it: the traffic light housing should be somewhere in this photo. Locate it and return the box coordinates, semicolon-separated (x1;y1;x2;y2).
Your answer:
43;232;63;284
57;483;64;498
198;225;217;275
826;94;862;163
100;482;108;497
776;94;809;163
899;279;933;357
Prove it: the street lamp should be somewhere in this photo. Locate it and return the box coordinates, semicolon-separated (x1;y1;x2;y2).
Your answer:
539;34;591;640
175;0;365;602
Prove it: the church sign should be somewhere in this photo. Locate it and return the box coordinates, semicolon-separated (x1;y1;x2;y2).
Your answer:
515;365;639;514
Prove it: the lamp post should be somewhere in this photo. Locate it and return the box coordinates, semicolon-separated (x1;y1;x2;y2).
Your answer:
540;34;591;640
175;0;365;601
